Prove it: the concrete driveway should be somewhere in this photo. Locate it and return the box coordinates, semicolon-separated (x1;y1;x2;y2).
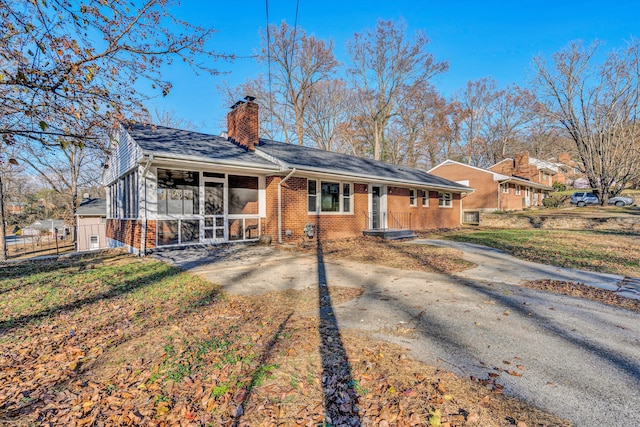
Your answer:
153;242;640;427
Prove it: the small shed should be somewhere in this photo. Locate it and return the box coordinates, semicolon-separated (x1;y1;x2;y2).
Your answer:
76;198;107;251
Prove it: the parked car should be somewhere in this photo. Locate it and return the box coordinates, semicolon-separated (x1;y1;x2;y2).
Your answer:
570;192;634;207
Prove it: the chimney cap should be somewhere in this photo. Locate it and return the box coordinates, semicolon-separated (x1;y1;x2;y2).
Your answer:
230;100;245;110
244;95;256;103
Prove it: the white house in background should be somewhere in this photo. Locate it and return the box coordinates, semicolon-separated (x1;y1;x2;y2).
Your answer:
76;198;107;251
21;219;69;239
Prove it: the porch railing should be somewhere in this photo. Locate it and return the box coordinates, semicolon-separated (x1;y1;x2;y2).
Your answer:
364;211;412;230
364;211;386;230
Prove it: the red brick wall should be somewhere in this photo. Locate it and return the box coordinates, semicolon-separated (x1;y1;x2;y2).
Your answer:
106;219;156;250
430;163;499;210
264;175;461;242
383;186;461;229
499;183;525;210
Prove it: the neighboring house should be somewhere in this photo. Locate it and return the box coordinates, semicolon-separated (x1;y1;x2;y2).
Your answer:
6;202;25;215
76;198;107;251
102;97;472;254
555;153;586;187
429;159;553;212
21;219;69;238
490;153;559;187
488;152;586;188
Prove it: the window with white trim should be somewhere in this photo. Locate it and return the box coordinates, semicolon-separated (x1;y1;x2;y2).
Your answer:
422;190;429;207
438;192;452;207
308;179;353;214
409;189;416;206
307;180;317;212
343;183;351;212
515;185;521;195
501;183;509;193
89;235;99;250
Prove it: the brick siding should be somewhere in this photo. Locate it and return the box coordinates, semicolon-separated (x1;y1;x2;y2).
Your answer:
106;219;156;251
263;175;461;243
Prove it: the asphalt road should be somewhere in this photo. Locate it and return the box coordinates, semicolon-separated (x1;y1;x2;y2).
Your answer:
155;242;640;426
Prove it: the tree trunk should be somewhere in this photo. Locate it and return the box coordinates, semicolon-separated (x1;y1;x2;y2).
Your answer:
0;174;7;261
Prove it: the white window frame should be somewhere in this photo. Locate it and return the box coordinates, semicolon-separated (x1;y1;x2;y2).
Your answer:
515;185;521;195
89;235;99;250
409;188;417;206
422;189;429;207
438;192;452;208
307;179;353;214
501;183;509;194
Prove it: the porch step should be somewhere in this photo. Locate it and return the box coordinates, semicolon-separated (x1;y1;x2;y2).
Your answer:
363;229;418;241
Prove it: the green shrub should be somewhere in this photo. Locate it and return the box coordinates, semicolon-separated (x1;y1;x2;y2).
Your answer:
543;197;562;208
552;182;567;192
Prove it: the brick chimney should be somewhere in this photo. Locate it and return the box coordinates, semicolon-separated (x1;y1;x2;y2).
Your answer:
227;96;259;151
514;152;531;179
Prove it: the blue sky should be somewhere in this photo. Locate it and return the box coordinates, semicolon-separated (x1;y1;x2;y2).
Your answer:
145;0;640;133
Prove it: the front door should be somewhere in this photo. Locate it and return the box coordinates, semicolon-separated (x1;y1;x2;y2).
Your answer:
372;186;381;229
203;180;226;242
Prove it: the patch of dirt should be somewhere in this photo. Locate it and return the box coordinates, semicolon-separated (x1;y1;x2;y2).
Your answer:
295;236;474;274
522;279;640;313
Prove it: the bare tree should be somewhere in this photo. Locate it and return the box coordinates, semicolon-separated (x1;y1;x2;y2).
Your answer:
16;138;104;242
261;22;338;146
483;85;540;164
390;82;458;168
219;76;292;142
347;19;448;161
149;109;198;131
534;40;640;202
303;79;354;151
0;0;225;150
455;78;498;167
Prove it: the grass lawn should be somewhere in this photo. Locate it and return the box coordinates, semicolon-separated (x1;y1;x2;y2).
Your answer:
435;229;640;277
0;250;570;426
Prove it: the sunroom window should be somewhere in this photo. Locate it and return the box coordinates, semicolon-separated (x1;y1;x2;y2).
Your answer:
157;169;200;215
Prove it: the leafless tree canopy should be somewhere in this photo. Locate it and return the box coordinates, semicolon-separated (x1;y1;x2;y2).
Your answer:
534;40;640;201
347;20;448;161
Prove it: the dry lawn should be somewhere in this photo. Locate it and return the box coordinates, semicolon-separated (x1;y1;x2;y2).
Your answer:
434;229;640;278
298;236;474;274
0;250;571;426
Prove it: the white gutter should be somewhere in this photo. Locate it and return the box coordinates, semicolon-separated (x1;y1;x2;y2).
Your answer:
139;155;154;256
141;151;281;172
278;168;297;244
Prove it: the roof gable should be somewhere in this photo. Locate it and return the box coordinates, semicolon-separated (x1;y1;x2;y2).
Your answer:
430;159;509;181
123;123;279;168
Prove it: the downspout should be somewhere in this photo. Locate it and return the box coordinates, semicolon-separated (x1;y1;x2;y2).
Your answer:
497;181;502;211
278;168;297;244
139;155;154;256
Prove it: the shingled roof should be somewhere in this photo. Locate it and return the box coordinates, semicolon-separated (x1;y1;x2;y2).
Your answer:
77;198;106;216
123;124;471;192
256;139;470;191
123;123;278;169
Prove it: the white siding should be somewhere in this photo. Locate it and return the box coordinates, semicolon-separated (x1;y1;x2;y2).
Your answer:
103;127;144;185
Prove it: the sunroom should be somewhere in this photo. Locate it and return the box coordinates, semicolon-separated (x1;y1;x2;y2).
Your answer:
151;167;266;247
